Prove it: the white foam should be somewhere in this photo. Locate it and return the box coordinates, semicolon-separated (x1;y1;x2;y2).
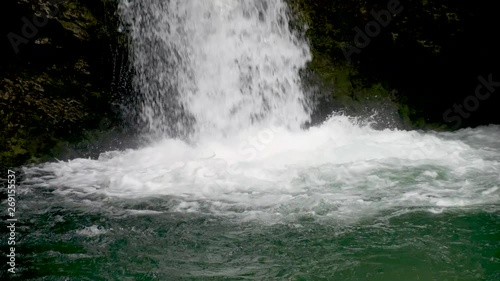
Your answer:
76;225;108;237
23;119;500;221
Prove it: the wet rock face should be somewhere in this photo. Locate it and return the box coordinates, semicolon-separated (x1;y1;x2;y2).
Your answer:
289;0;500;129
1;0;133;167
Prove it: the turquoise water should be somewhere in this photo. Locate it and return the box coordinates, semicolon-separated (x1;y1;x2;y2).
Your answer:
8;193;500;280
8;124;500;280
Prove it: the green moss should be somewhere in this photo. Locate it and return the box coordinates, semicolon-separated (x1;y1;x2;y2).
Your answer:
287;0;467;129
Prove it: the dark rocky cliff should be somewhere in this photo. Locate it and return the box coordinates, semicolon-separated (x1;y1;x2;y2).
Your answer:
1;0;134;167
289;0;500;129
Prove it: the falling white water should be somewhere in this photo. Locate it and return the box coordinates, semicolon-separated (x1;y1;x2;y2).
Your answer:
120;0;311;137
22;0;500;223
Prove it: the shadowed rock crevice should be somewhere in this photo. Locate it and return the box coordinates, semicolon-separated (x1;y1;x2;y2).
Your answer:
1;0;136;167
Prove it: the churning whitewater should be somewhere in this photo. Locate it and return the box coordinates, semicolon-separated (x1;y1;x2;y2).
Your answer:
23;0;499;223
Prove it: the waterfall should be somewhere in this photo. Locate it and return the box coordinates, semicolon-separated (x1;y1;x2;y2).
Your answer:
119;0;312;138
22;0;499;222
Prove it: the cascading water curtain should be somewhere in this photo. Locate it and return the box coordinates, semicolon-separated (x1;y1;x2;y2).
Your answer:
118;0;313;139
